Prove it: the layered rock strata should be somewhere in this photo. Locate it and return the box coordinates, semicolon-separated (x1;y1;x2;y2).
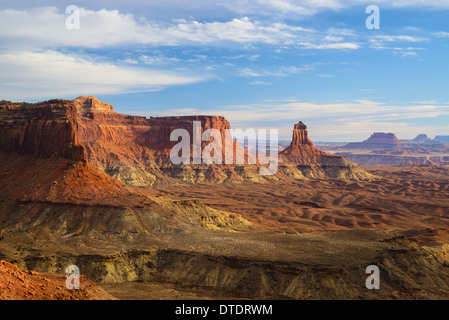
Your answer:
0;97;373;184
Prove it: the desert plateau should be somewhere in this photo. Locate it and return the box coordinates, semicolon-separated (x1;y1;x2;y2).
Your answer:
1;97;449;300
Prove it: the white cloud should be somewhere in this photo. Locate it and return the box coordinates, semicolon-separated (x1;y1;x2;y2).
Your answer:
370;35;428;43
0;50;203;100
434;31;449;38
369;34;428;57
299;42;360;49
0;7;362;101
221;0;449;19
399;51;418;58
0;7;363;52
240;68;262;77
139;54;181;65
2;0;449;19
250;80;273;85
239;64;315;78
0;8;316;49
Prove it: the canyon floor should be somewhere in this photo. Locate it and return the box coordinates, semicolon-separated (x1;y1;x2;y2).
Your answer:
102;164;449;299
2;151;449;299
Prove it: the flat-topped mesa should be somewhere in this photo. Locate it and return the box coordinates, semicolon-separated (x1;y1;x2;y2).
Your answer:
365;132;402;144
74;96;114;113
344;132;404;149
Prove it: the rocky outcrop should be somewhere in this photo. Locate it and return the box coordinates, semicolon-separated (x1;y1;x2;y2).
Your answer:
74;96;114;113
0;100;85;161
279;122;373;180
279;121;327;165
11;233;449;299
75;105;249;184
0;97;372;184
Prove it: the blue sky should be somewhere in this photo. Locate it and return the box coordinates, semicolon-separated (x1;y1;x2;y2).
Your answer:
1;1;449;141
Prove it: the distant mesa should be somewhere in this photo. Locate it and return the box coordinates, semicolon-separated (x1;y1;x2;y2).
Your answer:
409;134;443;145
360;132;402;145
345;132;447;148
334;131;449;166
435;135;449;143
412;134;433;143
344;132;404;149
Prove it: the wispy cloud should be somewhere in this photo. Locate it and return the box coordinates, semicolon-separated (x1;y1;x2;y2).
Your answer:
250;80;273;85
239;64;316;78
299;42;359;49
434;31;449;38
0;8;316;49
221;0;449;18
399;51;418;58
371;35;428;43
0;50;204;100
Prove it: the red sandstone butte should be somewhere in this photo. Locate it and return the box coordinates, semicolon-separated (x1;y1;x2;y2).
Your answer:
280;121;337;165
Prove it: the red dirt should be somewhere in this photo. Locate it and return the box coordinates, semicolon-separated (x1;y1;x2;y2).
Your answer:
0;260;114;300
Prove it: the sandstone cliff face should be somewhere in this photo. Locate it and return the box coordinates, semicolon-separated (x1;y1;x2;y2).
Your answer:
74;96;114;113
0;100;86;161
75;102;246;185
0;97;372;184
